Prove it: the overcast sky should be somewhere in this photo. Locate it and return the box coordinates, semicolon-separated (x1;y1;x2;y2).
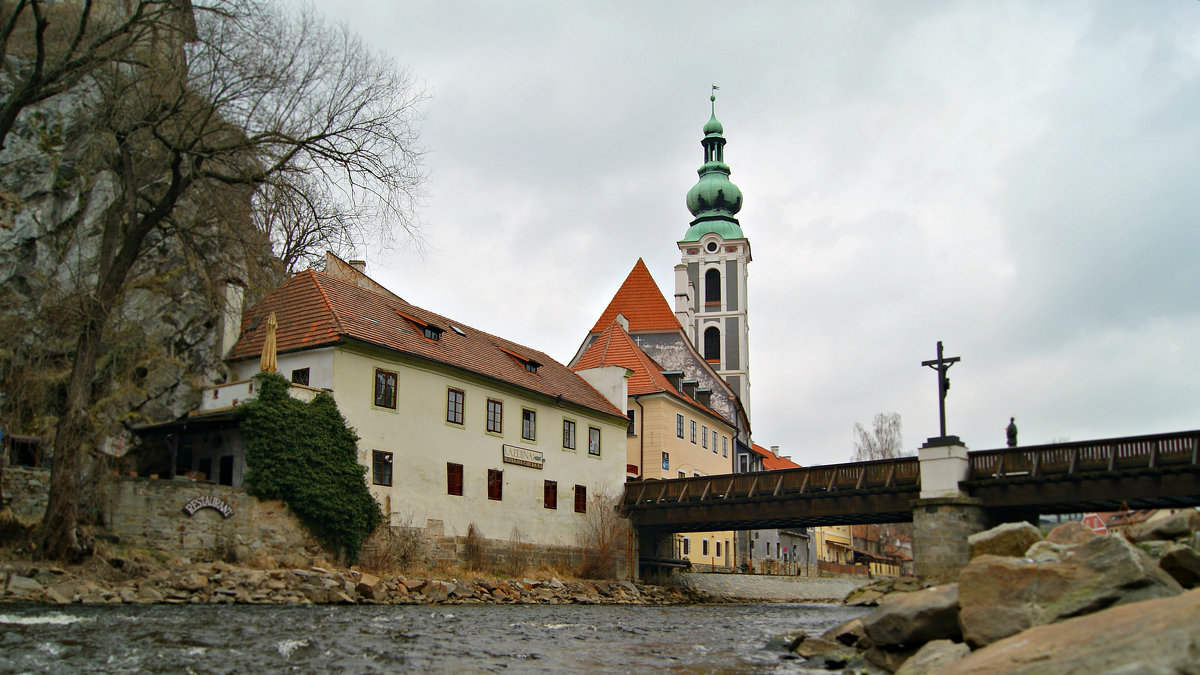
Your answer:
291;1;1200;466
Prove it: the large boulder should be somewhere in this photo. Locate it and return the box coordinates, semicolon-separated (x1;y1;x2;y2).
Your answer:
947;588;1200;674
967;522;1042;559
1044;520;1098;547
1158;543;1200;589
894;639;970;675
1128;509;1200;543
861;584;961;648
958;534;1183;647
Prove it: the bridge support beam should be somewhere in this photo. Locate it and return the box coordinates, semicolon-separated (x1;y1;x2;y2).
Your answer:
912;439;988;581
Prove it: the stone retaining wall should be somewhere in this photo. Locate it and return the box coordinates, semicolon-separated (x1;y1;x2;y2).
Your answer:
99;477;314;563
2;466;50;521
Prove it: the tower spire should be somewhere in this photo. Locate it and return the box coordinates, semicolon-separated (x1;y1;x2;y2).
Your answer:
683;88;743;242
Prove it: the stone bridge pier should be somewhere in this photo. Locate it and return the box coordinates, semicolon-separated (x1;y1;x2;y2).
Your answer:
912;438;988;581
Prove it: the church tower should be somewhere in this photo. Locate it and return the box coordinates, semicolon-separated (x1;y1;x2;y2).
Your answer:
676;92;752;418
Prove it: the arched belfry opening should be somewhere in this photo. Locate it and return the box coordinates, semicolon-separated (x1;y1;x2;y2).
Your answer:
703;327;721;362
704;269;721;306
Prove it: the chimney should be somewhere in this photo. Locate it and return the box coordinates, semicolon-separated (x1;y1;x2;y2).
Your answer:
695;388;712;407
349;260;367;274
615;313;629;332
217;278;247;359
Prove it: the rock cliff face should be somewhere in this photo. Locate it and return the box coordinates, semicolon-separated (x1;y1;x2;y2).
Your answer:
0;72;271;448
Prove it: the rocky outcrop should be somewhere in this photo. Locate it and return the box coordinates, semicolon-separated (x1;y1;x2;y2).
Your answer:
775;516;1200;673
862;584;961;648
947;588;1200;674
958;534;1183;647
0;560;706;606
1128;509;1200;543
966;522;1041;559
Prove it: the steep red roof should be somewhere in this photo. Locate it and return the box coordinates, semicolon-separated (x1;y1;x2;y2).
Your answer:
573;320;724;422
589;259;682;333
754;443;801;470
229;270;623;419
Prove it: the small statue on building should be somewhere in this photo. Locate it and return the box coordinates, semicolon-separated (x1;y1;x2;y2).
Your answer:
1006;417;1018;447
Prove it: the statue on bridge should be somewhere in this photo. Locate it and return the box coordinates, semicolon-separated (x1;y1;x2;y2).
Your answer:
1006;417;1018;447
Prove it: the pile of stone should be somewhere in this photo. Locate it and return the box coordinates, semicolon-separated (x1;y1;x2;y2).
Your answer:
0;562;708;606
770;510;1200;673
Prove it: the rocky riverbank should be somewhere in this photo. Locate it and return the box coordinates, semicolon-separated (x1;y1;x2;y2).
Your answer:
768;510;1200;673
0;559;713;606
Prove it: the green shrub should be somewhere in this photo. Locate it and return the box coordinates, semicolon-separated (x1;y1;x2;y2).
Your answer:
240;372;382;564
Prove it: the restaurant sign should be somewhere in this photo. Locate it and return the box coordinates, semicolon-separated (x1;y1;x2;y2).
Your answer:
182;495;235;519
502;444;544;470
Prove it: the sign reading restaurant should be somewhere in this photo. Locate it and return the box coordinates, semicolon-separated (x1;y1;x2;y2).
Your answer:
182;495;235;519
502;444;544;469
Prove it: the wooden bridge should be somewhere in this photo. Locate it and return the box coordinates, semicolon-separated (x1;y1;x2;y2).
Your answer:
622;429;1200;532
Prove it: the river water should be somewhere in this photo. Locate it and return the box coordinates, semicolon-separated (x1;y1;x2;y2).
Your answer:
0;602;867;674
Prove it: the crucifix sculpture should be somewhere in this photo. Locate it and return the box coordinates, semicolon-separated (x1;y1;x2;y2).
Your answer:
921;340;960;439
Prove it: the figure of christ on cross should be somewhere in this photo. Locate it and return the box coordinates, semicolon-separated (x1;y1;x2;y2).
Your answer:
921;340;960;440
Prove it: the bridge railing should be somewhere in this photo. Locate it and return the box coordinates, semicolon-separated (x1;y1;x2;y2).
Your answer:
968;429;1200;480
624;456;919;507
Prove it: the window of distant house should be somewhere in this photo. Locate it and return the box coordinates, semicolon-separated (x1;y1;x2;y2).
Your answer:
488;469;503;501
703;327;720;362
704;268;721;305
446;388;464;425
587;427;601;456
544;480;557;509
690;420;697;443
423;325;442;341
290;368;309;386
626;409;636;436
522;408;536;441
574;485;587;513
374;369;397;409
702;425;708;448
562;419;576;450
447;462;463;496
372;450;393;486
662;452;669;471
486;399;503;433
676;414;684;438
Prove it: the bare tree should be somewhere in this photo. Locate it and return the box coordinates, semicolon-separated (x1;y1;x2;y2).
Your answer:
852;412;906;461
575;487;629;579
18;1;426;559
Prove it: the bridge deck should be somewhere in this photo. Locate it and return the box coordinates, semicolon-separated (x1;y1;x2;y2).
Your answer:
623;430;1200;532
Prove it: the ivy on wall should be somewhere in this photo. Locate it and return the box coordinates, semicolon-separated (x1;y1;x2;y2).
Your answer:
239;373;382;564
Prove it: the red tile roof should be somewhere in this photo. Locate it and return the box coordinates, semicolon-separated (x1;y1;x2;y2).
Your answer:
573;320;725;423
589;259;682;333
753;443;801;470
229;270;623;419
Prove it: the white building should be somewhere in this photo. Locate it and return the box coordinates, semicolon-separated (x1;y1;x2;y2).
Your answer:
207;254;630;550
